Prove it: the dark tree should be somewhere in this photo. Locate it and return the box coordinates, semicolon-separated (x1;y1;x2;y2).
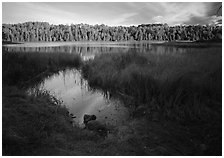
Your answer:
2;22;222;42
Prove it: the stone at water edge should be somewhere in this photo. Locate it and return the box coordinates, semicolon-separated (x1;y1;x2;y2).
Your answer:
83;114;97;125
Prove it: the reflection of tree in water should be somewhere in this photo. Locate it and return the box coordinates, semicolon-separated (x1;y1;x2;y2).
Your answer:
70;69;89;91
4;44;191;61
150;45;187;55
4;45;132;60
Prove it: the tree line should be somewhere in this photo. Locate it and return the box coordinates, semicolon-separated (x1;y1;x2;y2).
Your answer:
2;22;222;42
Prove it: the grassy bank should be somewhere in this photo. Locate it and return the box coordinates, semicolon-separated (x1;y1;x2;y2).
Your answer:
152;39;222;48
2;86;105;155
3;51;81;87
82;48;222;155
2;51;87;155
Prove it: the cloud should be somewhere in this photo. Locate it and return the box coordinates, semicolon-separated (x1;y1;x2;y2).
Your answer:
3;2;84;25
152;16;164;23
206;2;222;16
153;2;208;25
149;2;222;25
185;15;222;25
105;12;137;26
2;2;222;26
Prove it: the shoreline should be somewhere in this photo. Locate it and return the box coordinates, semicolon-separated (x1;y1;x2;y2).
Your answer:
2;41;165;47
2;40;221;48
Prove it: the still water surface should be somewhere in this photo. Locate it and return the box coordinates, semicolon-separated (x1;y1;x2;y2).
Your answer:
36;69;129;126
3;42;190;61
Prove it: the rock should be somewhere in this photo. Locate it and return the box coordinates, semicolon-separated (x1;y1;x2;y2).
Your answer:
83;114;97;124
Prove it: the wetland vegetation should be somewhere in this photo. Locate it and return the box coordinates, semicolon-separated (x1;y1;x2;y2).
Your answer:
2;38;222;156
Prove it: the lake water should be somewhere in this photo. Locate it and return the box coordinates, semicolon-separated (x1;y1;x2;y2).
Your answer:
3;42;191;61
3;42;221;127
34;69;129;127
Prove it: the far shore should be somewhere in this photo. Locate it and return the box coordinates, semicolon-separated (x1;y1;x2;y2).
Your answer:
2;40;163;47
2;40;221;48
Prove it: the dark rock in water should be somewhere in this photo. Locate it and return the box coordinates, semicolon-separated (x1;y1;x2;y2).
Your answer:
84;114;97;125
105;116;107;119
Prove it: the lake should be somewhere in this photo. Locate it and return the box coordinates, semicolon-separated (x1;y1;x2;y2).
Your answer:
3;41;222;127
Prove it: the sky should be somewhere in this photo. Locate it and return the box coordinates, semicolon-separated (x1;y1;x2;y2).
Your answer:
2;2;222;26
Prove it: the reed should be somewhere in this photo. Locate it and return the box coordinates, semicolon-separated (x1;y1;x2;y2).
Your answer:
2;51;82;87
82;49;221;122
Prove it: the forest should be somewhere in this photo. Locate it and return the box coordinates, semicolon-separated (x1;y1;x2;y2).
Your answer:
2;22;222;42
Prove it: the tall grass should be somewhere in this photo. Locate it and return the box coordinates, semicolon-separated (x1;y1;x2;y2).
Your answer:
82;48;221;122
2;51;82;87
82;48;222;155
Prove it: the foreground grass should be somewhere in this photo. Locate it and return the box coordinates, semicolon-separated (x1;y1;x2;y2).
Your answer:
3;86;211;156
82;47;222;155
2;86;104;155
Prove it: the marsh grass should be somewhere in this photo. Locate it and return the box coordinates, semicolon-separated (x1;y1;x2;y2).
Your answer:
2;51;81;87
82;48;221;122
82;47;222;155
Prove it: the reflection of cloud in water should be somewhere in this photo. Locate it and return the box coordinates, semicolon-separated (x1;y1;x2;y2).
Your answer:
34;69;129;126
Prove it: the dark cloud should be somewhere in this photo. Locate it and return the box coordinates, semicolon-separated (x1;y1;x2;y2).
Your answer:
184;16;208;25
184;15;222;25
119;3;165;25
206;2;222;16
184;2;222;25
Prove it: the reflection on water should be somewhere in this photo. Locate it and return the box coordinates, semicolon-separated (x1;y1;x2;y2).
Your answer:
34;69;129;127
3;42;191;61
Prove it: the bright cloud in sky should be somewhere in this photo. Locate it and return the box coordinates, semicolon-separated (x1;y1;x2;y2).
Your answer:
2;2;222;26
